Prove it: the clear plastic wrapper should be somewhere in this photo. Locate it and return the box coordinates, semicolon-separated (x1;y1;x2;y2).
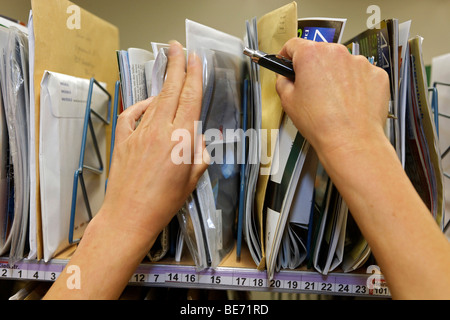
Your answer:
177;194;208;271
150;47;168;96
149;44;211;268
195;170;222;268
186;20;245;268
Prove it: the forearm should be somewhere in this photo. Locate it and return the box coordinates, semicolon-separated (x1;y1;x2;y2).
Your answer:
43;207;156;300
318;133;450;299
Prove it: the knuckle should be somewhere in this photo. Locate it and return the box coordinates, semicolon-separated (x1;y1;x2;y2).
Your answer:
353;54;368;63
159;81;181;100
378;68;390;83
377;69;390;93
294;40;320;63
288;37;304;51
303;40;321;55
180;88;200;107
330;43;350;57
352;54;371;68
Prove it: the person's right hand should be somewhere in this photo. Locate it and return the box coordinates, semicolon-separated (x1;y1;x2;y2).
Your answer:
275;38;450;300
275;38;391;161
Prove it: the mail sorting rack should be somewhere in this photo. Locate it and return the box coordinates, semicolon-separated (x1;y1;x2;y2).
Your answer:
0;80;392;299
3;82;445;299
0;82;446;299
1;83;446;299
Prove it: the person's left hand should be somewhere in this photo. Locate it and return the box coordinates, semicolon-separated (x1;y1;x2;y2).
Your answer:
100;41;208;249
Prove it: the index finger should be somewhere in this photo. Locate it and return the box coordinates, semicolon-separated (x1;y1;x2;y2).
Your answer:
152;41;187;124
278;37;314;63
173;51;203;129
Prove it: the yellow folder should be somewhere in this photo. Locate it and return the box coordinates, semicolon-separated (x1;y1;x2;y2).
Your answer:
31;0;119;259
255;2;297;270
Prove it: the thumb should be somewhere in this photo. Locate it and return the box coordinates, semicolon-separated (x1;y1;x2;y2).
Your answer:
114;97;155;145
276;74;295;108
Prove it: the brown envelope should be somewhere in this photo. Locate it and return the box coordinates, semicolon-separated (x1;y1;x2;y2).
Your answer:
31;0;119;259
255;2;298;270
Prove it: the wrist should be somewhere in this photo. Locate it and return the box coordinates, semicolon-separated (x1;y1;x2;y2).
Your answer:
315;127;400;209
316;127;406;223
315;126;390;173
101;182;179;243
44;205;156;299
88;205;158;258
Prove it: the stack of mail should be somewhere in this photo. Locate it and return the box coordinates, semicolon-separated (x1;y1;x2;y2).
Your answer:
0;18;30;264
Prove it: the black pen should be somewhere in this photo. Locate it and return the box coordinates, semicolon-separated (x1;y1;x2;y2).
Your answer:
243;47;295;81
244;47;397;120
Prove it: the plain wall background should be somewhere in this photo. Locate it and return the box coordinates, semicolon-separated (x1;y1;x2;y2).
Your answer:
0;0;449;64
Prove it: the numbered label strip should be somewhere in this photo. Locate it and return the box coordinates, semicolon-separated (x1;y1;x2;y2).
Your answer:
0;260;64;282
129;264;390;297
0;259;390;297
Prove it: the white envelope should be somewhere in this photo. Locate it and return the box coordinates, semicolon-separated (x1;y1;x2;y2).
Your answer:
39;71;108;261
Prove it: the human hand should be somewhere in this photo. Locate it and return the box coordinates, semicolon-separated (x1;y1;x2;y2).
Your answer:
100;41;208;248
274;39;450;301
275;38;390;161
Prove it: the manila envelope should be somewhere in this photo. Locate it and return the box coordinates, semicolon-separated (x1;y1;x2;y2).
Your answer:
255;2;298;270
31;0;119;259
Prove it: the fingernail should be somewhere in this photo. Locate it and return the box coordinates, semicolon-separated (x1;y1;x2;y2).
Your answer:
188;51;199;67
168;40;182;57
